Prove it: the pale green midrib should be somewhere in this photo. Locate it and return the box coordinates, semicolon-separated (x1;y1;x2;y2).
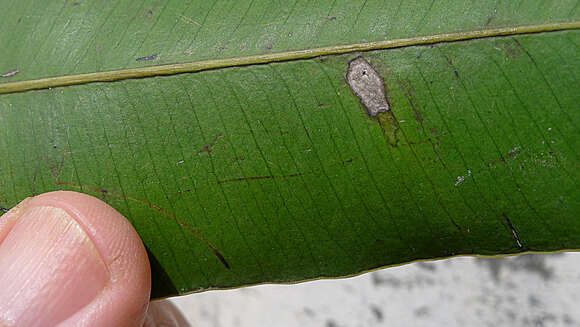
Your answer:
1;21;578;95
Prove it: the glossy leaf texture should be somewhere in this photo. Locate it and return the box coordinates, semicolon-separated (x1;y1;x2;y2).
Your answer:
0;0;578;298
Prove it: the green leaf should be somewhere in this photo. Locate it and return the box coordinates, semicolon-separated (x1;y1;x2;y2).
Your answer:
1;0;578;299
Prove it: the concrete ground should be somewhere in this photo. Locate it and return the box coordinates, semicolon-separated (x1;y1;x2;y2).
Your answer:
168;252;580;326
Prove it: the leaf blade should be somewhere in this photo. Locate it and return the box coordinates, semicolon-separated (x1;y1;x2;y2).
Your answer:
0;1;578;299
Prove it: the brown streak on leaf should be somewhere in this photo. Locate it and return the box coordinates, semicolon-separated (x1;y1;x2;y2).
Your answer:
176;158;356;197
32;167;38;196
396;79;423;123
177;172;307;196
217;172;306;184
197;133;224;155
402;136;441;148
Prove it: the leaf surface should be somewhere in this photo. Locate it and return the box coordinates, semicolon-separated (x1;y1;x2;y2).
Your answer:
0;0;578;298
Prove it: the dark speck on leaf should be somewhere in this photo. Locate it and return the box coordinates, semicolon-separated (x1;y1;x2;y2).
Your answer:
147;10;153;15
136;54;158;62
454;70;459;78
213;248;230;269
329;17;337;21
0;206;9;213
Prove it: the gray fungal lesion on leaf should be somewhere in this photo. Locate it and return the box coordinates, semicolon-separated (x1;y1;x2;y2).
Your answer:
346;57;389;116
346;56;400;146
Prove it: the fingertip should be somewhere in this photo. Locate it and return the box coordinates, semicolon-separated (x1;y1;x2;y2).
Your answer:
0;191;151;327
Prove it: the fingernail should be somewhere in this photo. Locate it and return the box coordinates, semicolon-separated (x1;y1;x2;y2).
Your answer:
0;205;109;326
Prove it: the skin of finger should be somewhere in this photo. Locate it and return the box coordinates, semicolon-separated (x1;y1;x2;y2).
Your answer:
0;198;30;243
24;191;151;327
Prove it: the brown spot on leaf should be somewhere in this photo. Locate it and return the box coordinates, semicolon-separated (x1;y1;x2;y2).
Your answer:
197;133;224;155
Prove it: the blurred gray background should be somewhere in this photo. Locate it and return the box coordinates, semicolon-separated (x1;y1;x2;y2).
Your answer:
168;252;579;326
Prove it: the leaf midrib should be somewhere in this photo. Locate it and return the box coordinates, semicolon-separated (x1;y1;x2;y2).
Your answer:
0;21;578;95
